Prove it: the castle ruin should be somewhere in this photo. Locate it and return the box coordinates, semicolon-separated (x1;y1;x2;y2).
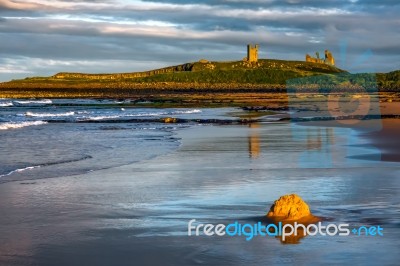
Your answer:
306;50;335;66
246;44;259;63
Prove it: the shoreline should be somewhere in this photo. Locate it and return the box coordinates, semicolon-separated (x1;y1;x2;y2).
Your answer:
0;92;399;110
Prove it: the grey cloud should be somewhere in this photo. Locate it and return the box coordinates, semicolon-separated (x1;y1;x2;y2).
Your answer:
360;0;400;6
141;0;353;9
0;0;47;11
0;0;398;81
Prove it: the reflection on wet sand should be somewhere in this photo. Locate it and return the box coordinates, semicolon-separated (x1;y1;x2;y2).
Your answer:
248;123;261;159
364;119;400;162
306;128;322;150
306;128;334;151
336;97;400;162
247;123;335;162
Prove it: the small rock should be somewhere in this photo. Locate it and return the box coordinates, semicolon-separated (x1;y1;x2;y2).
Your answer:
162;117;177;123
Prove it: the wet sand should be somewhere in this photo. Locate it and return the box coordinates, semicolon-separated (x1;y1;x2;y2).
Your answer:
363;119;400;162
367;96;400;161
287;98;400;162
0;122;399;265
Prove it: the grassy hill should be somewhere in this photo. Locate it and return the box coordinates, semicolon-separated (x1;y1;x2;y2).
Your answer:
11;59;345;85
131;59;344;84
0;59;398;102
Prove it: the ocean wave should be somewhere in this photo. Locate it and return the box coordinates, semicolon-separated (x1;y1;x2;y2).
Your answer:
84;115;122;121
38;109;203;121
0;121;48;130
0;102;13;107
172;109;201;114
0;155;92;178
74;109;202;120
81;113;164;120
14;99;52;105
25;111;75;117
124;109;202;117
0;166;41;178
135;109;201;116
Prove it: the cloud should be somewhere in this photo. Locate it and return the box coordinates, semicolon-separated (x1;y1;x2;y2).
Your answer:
0;0;398;81
0;0;46;10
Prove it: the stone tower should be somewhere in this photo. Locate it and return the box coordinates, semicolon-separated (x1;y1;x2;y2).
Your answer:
247;44;259;63
324;50;335;65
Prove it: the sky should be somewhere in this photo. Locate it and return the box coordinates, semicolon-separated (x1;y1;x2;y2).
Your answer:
0;0;399;81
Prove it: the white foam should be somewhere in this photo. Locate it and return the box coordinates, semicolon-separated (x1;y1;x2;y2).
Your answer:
0;165;41;178
173;109;201;114
131;112;167;117
25;111;75;117
131;110;201;116
0;121;48;130
82;113;155;120
14;99;52;105
85;115;121;121
82;113;156;120
80;109;202;120
127;109;201;117
0;102;13;107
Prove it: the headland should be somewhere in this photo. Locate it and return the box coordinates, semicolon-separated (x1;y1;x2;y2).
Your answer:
0;45;399;108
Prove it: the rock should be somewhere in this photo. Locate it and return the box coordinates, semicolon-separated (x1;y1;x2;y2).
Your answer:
266;194;314;222
162;117;177;123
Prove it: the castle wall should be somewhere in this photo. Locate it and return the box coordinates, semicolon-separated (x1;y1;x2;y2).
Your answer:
306;54;324;64
306;50;335;66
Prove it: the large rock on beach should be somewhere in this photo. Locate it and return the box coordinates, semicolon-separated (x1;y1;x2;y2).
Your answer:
267;194;315;222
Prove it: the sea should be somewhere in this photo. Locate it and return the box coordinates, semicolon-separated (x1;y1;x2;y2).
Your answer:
0;98;232;183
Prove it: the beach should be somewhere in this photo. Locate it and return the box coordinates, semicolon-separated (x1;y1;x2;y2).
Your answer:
0;102;399;265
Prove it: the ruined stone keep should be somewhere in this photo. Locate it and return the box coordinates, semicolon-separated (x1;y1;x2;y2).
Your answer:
306;50;335;66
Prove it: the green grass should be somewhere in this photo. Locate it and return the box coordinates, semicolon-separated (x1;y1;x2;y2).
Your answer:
13;59;344;85
377;70;400;90
2;59;399;92
121;59;345;84
131;69;303;84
